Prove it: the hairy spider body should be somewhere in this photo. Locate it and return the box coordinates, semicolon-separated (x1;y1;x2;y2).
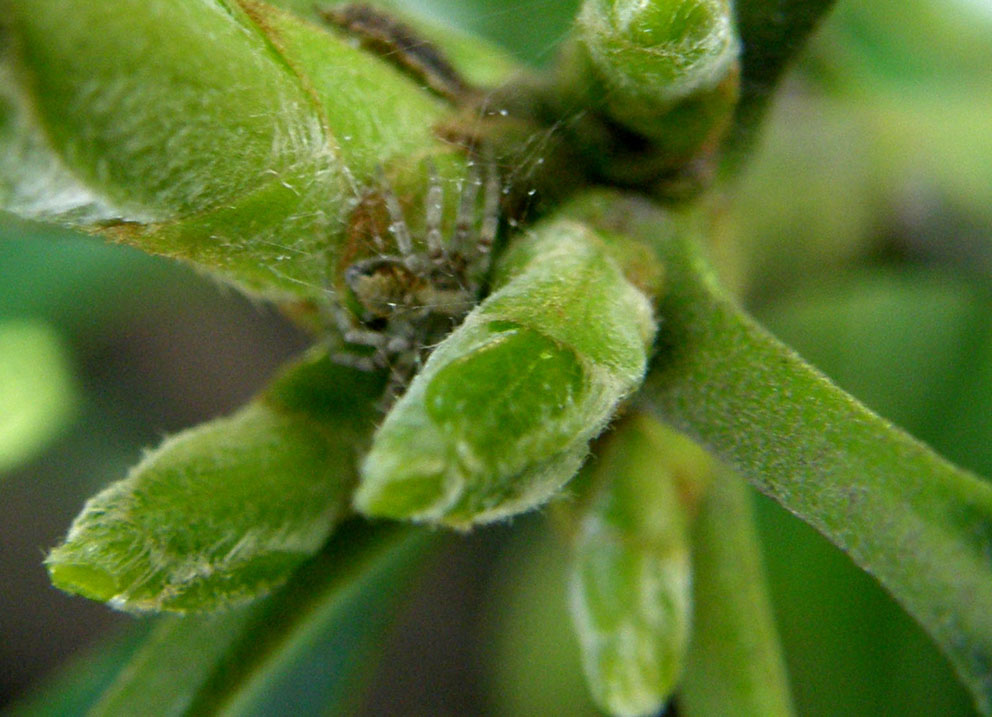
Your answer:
345;257;474;320
319;4;512;389
333;157;502;387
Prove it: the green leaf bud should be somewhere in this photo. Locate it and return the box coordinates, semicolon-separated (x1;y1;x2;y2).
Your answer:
565;0;741;189
355;218;659;528
45;351;385;612
578;0;739;109
569;414;711;717
0;0;490;305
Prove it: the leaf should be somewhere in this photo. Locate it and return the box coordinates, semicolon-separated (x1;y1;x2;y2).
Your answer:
723;0;838;170
755;271;986;714
680;470;794;717
0;318;76;474
88;522;431;716
91;610;254;716
564;188;992;714
4;625;151;717
46;350;385;612
355;217;659;528
3;0;330;219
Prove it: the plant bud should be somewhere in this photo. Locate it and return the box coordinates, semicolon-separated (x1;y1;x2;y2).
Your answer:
570;0;740;184
569;414;711;717
354;218;659;528
578;0;738;109
0;0;501;306
46;352;385;613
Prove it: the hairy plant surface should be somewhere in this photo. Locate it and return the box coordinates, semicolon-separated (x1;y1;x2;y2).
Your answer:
2;0;991;715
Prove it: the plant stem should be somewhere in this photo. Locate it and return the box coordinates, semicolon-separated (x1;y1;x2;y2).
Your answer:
680;468;794;716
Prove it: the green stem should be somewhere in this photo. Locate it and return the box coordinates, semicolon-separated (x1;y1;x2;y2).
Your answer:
646;208;992;714
680;469;794;716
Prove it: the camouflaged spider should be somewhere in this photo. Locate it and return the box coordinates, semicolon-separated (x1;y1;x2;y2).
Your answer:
334;158;502;385
320;4;506;387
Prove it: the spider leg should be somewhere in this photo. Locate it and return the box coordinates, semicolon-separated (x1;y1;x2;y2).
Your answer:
378;166;424;274
378;320;422;403
332;154;502;398
475;159;501;269
343;328;390;349
424;159;446;265
451;161;481;258
318;4;475;104
329;306;383;372
330;351;379;373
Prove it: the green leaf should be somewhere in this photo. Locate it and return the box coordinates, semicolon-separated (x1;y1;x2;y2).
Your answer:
4;625;151;717
46;350;385;612
681;470;794;716
0;318;76;474
355;217;659;527
91;610;254;716
568;414;707;717
4;0;331;218
756;270;988;714
723;0;838;170
553;188;992;712
88;522;431;716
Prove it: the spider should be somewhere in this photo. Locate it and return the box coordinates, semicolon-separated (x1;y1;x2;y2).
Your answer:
333;157;503;389
319;4;512;391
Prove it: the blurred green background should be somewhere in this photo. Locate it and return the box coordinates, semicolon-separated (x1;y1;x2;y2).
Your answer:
2;0;991;714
